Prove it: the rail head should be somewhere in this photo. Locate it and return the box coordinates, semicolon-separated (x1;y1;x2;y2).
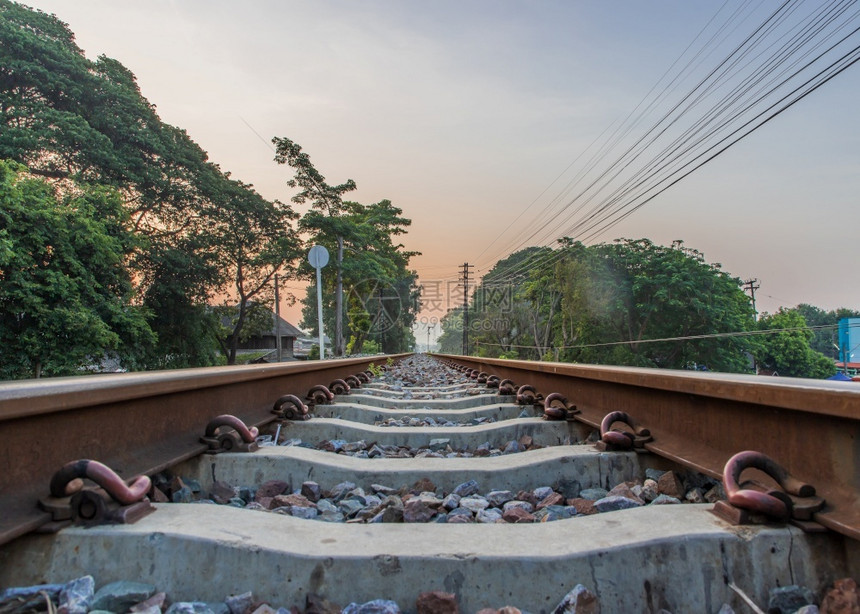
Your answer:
0;355;410;421
437;354;860;540
0;354;410;545
436;354;860;420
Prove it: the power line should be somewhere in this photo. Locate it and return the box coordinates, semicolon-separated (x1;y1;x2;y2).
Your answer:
474;322;857;352
475;2;860;288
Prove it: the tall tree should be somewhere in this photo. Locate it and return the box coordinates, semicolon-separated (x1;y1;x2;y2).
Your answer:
753;309;836;378
273;136;356;356
206;177;302;364
1;2;297;369
0;160;154;378
299;199;420;354
461;239;756;371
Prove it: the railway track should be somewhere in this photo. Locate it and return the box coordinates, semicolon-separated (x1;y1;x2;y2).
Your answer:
1;354;858;613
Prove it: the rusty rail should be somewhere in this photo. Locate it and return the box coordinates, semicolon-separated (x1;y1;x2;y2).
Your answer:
436;354;860;540
2;353;859;545
0;355;407;545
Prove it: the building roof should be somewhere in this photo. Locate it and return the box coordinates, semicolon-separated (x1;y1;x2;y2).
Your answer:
267;312;304;338
217;304;304;338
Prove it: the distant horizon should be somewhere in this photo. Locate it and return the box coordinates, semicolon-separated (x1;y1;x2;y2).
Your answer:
20;1;860;344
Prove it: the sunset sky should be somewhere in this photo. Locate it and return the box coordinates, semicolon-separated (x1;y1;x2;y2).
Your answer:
20;1;860;342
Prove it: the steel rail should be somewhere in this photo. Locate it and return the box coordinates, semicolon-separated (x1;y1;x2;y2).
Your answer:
437;354;860;540
0;355;407;546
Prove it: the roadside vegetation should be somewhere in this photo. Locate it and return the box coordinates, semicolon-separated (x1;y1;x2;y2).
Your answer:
0;1;418;378
438;239;854;378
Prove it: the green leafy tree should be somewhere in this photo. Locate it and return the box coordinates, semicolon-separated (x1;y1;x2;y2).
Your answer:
273;136;356;356
753;309;836;378
0;160;154;378
1;2;280;369
273;138;419;355
465;238;756;371
792;303;860;359
578;239;754;370
438;308;464;355
206;178;302;364
138;236;221;368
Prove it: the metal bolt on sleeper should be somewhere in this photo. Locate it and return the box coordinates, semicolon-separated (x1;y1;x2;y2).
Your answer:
39;459;153;528
201;415;260;453
715;450;825;526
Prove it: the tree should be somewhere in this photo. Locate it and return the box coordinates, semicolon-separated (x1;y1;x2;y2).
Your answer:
138;235;221;368
438;308;465;355
463;238;757;371
470;247;551;359
0;160;154;378
298;200;420;355
579;239;754;371
206;177;302;364
1;2;278;369
753;309;836;378
793;303;860;359
273;136;356;356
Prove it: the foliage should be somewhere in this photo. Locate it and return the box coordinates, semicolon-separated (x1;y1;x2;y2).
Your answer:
457;239;756;372
0;160;154;378
137;236;221;368
274;137;419;355
205;178;302;364
753;309;836;378
366;362;383;377
1;3;302;369
437;308;464;355
792;303;860;359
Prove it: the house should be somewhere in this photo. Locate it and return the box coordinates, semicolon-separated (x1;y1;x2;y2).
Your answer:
236;312;304;361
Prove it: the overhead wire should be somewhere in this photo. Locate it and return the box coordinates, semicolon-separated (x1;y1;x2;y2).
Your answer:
473;322;859;352
472;0;746;272
480;0;860;288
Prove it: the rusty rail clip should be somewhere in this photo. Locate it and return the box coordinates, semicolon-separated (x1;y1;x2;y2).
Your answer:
485;375;501;389
38;459;153;530
596;411;652;451
200;415;259;453
713;450;825;529
345;375;362;389
516;385;543;406
498;379;517;395
272;394;310;421
329;379;351;395
307;384;335;406
542;392;580;421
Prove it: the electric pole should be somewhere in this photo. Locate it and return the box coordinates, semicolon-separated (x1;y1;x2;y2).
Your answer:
460;263;473;355
274;273;282;362
743;278;760;320
335;235;344;357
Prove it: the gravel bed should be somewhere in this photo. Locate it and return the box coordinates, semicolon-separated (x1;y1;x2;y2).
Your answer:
159;469;725;525
1;572;849;614
374;416;498;427
264;435;550;458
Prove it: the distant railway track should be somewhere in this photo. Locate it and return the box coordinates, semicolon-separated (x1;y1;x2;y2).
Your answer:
1;354;858;612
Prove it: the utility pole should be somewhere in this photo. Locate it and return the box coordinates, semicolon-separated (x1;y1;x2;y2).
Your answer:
460;263;473;355
743;278;760;320
335;235;344;357
274;273;282;362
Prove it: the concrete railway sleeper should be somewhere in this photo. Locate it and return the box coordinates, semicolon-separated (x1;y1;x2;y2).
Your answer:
1;354;859;613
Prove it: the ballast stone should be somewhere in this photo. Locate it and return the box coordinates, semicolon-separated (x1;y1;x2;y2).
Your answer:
90;581;156;613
